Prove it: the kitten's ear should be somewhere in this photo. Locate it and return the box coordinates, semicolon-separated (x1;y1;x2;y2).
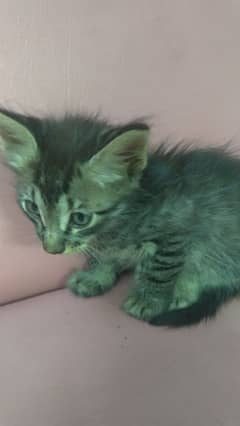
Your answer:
0;112;38;172
82;128;149;185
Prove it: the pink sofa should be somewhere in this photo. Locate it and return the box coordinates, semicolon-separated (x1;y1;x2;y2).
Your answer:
1;1;240;425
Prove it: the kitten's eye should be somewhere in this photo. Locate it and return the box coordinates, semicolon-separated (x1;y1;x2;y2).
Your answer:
24;200;39;217
70;212;92;227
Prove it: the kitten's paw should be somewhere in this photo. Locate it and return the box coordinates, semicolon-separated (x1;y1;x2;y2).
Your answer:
67;268;116;298
122;294;163;322
67;270;103;297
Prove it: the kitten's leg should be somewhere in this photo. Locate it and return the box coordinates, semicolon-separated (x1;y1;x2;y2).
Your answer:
67;260;119;297
122;238;185;322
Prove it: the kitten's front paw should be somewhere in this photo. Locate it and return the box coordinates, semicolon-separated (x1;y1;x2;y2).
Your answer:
67;268;116;298
122;293;163;322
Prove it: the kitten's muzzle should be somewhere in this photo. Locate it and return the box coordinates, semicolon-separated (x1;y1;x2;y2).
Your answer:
42;232;65;254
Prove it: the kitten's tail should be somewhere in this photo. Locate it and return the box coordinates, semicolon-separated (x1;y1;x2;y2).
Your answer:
149;287;238;327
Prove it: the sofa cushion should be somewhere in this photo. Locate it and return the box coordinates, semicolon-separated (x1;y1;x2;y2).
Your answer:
0;284;240;426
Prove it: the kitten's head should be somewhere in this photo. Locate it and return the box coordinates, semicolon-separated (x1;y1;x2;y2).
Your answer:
0;111;149;254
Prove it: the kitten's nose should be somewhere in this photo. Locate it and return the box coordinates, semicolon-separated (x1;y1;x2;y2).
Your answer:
42;233;65;254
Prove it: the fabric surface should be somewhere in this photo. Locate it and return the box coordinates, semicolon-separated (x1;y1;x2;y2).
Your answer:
0;284;240;426
0;2;240;425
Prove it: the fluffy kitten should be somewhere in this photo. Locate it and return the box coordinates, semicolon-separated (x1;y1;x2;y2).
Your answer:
0;109;240;327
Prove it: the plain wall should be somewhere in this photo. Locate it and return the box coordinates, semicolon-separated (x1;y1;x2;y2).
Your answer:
1;0;240;302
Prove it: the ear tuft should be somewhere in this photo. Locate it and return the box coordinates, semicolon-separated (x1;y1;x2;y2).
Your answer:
81;128;149;186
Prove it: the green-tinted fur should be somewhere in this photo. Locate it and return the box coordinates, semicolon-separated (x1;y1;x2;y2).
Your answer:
1;108;240;327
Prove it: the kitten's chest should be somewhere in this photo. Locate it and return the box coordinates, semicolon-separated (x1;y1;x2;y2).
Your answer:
103;241;158;270
102;244;140;270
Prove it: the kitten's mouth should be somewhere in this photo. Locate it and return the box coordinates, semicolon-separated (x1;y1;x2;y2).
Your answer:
64;245;83;254
43;245;65;255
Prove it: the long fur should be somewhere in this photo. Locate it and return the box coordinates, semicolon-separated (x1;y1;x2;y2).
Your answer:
1;108;240;327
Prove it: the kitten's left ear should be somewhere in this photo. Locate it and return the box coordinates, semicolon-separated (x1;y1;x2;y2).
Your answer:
0;112;38;173
82;127;149;185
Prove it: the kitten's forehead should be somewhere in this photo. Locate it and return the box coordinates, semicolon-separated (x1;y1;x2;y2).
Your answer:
34;162;76;204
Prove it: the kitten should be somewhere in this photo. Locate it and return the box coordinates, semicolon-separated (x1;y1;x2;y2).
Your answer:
1;109;240;327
